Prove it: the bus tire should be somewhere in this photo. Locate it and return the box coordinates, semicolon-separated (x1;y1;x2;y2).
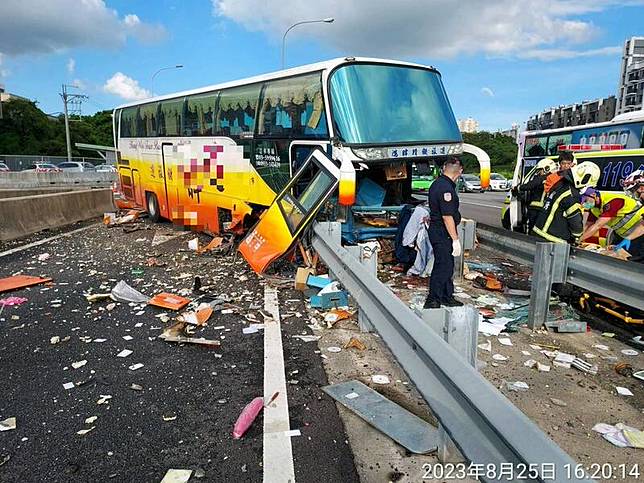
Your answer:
146;192;160;222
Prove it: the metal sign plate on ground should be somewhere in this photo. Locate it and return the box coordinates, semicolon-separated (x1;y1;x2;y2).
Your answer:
322;380;439;454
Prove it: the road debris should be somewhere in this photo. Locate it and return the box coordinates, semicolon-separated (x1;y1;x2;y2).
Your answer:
63;382;75;390
344;337;366;351
85;416;98;424
505;381;529;392
111;280;149;304
0;417;16;431
76;427;95;436
130;384;143;391
371;375;390;385
615;386;634;397
160;469;193;483
327;346;342;353
0;275;52;293
621;349;639;356
128;363;144;371
116;349;133;358
97;395;112;405
148;292;190;311
71;360;87;369
592;423;644;448
292;335;321;342
232;397;264;439
0;296;28;307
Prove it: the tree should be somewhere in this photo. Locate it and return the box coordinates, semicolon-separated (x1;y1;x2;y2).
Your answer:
0;99;113;156
461;131;518;177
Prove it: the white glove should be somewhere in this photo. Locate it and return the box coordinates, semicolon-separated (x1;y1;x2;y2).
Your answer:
452;239;462;257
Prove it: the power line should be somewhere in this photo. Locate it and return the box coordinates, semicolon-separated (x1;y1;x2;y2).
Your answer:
60;84;88;163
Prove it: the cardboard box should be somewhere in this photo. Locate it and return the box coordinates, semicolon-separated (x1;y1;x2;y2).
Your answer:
384;163;407;180
295;267;316;291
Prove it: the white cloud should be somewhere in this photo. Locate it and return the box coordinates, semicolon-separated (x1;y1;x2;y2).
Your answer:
0;53;8;78
518;45;622;61
103;72;151;101
0;0;167;57
67;58;75;74
481;87;495;97
212;0;638;61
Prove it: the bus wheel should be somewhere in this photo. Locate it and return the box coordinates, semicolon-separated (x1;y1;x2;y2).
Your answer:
146;193;160;222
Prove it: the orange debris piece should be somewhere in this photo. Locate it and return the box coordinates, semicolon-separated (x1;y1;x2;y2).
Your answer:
0;275;52;293
148;292;191;311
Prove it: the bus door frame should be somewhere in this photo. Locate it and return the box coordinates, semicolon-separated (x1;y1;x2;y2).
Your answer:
160;142;173;218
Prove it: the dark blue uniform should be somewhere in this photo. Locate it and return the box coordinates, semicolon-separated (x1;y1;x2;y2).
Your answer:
428;174;461;303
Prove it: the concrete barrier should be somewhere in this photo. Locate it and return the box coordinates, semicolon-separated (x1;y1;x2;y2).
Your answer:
0;172;117;188
0;187;93;199
0;189;115;241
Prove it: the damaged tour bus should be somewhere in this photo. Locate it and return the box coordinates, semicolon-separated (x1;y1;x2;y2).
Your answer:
113;57;484;273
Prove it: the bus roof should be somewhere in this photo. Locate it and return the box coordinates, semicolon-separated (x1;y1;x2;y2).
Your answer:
521;109;644;137
113;57;439;111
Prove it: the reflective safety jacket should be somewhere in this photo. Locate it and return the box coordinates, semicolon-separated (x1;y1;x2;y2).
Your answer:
519;173;547;209
533;177;583;243
589;193;644;239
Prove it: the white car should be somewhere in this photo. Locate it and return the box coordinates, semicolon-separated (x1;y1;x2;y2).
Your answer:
489;173;509;191
95;164;117;173
58;161;96;172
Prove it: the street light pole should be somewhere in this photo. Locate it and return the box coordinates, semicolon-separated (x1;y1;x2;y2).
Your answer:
281;17;334;69
151;64;184;96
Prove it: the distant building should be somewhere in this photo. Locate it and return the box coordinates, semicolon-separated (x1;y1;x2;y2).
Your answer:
0;85;28;103
457;117;479;133
526;96;616;131
500;123;520;141
616;37;644;115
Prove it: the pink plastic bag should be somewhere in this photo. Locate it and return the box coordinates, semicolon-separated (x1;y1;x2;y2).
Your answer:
232;397;264;439
0;297;28;307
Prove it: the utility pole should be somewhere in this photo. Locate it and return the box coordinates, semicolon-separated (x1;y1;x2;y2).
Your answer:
60;84;88;162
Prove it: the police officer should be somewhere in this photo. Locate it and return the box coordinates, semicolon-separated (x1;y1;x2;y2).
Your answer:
424;157;463;309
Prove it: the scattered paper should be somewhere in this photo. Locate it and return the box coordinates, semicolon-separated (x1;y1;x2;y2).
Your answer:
492;354;508;361
524;359;537;368
345;392;359;400
71;360;87;369
521;351;531;356
293;335;321;342
479;322;505;336
554;352;575;364
621;349;639;356
97;395;112;405
326;346;342;353
506;381;529;392
122;335;133;341
550;398;567;407
615;386;634;397
498;337;513;346
537;363;551;372
161;469;193;483
77;427;95;436
371;375;390;385
593;344;610;351
129;363;144;371
478;340;492;352
0;418;16;432
117;349;133;358
85;416;98;424
63;382;75;390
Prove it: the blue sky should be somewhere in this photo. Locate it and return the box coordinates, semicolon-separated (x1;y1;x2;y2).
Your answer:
1;0;643;131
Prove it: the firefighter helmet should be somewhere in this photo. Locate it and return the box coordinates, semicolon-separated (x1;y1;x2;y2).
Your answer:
571;161;600;189
623;169;644;197
536;158;557;174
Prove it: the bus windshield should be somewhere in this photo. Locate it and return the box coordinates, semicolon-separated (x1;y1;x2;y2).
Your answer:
329;64;461;145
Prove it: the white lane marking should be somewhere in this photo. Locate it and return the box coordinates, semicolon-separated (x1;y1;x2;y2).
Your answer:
263;286;295;483
0;223;100;258
460;201;503;209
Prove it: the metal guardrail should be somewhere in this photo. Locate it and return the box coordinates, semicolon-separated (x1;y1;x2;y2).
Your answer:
312;222;587;483
476;223;644;312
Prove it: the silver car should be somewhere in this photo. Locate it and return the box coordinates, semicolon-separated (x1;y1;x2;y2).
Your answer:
58;161;96;172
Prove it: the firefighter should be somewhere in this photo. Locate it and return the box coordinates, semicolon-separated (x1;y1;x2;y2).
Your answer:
532;161;600;244
579;187;643;245
512;157;557;231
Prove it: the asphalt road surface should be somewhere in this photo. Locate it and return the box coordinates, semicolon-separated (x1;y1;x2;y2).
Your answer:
0;220;359;483
459;191;507;227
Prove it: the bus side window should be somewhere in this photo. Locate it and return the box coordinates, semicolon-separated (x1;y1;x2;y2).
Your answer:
218;84;261;137
257;72;327;139
185;92;217;136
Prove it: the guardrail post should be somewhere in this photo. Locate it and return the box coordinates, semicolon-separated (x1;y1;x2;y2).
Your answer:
420;305;478;462
528;242;569;329
454;219;477;279
345;244;376;333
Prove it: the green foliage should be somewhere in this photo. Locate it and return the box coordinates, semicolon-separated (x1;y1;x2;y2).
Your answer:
461;131;518;177
0;99;113;155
